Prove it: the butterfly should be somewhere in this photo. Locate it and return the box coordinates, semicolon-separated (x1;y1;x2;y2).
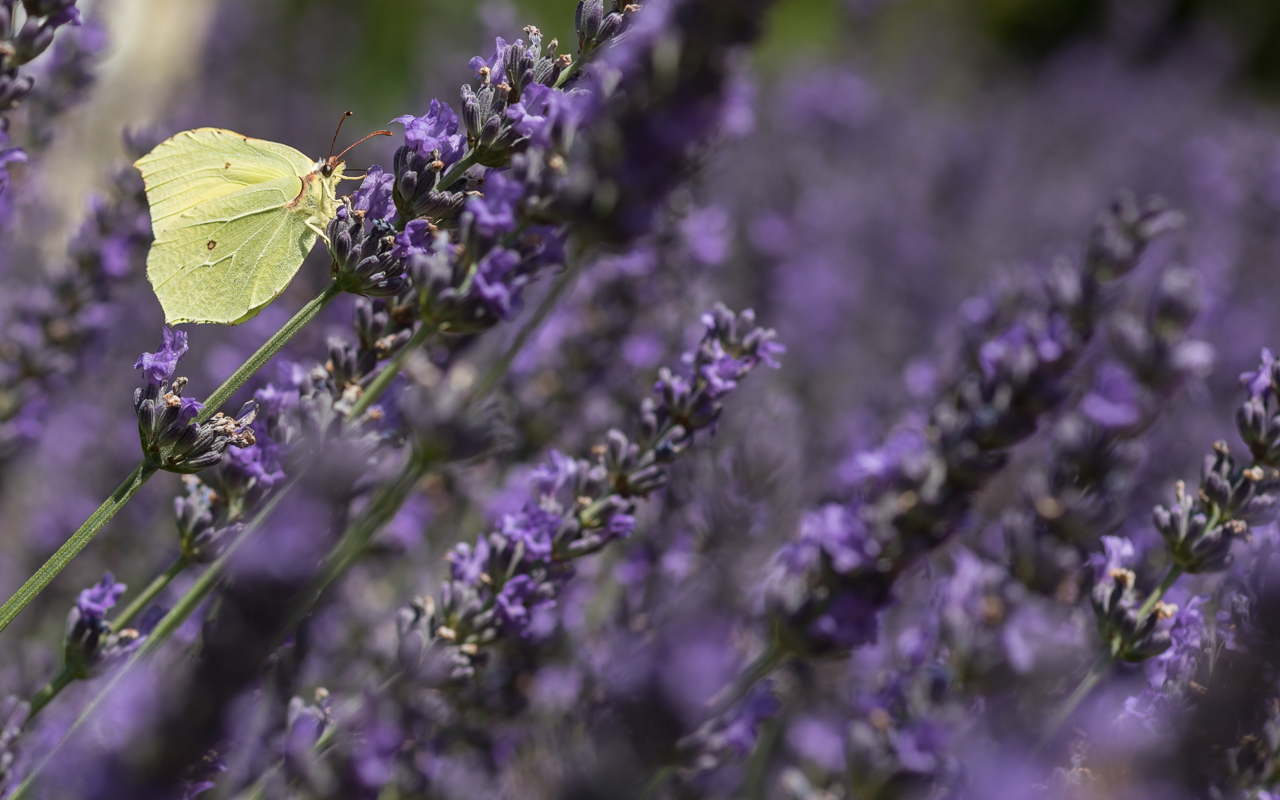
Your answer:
135;117;387;325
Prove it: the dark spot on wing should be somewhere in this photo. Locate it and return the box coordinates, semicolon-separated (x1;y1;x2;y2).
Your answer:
223;162;230;169
207;240;217;250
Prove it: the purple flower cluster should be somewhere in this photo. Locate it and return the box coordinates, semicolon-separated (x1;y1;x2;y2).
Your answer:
20;1;1280;800
765;195;1181;658
0;126;151;464
398;304;781;681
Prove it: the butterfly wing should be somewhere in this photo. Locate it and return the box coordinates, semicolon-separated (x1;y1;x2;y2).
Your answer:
146;175;317;325
135;128;313;238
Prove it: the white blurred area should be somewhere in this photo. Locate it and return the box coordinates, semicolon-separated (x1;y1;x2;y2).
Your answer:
40;0;215;246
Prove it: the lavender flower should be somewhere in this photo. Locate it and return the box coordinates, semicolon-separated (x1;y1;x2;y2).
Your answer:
397;304;781;681
327;205;411;298
62;572;146;678
133;328;257;474
767;195;1182;658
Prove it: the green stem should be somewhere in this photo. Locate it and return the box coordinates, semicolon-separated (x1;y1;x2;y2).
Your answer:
468;260;583;404
638;766;675;800
554;57;583;89
706;642;786;720
0;459;159;636
111;554;191;633
198;280;344;422
21;555;193;722
1038;564;1185;751
1038;652;1114;751
275;462;422;644
438;151;479;192
348;322;437;421
0;280;340;641
745;718;781;800
1136;565;1185;621
26;665;74;720
9;482;294;799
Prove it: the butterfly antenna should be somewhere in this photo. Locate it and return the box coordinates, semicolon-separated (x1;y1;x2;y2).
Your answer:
335;130;393;162
327;111;354;160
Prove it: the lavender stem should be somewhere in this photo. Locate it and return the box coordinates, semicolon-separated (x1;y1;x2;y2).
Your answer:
1038;651;1115;751
1135;564;1186;622
109;554;190;634
197;279;345;422
348;321;438;420
0;458;158;636
25;665;73;720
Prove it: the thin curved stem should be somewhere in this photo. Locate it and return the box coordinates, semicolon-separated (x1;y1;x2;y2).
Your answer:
347;322;438;421
198;280;344;422
469;260;583;405
554;57;583;89
9;480;295;799
0;280;342;639
1136;564;1185;622
0;458;159;637
111;554;191;633
438;151;479;193
707;642;786;720
18;241;581;794
638;766;675;800
1038;652;1114;752
19;554;193;722
26;665;74;720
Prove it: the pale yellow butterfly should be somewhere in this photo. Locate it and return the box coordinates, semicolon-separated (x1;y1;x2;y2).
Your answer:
134;119;388;325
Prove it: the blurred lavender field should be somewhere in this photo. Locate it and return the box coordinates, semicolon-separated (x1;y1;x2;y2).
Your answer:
3;0;1280;797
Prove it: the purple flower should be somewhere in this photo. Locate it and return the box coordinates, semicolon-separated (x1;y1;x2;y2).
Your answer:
1080;362;1143;428
467;171;523;238
605;513;636;540
468;36;508;84
505;84;590;148
493;574;552;635
383;494;433;551
472;246;523;320
77;572;125;620
352;165;395;223
529;449;579;497
499;503;560;561
894;720;949;773
680;204;733;266
1241;347;1276;399
1141;595;1207;695
351;720;403;790
391;219;434;260
1086;535;1136;581
781;504;879;575
175;396;203;427
788;716;848;771
838;424;929;487
449;536;491;586
133;327;188;385
393;99;466;166
807;588;882;649
221;423;285;490
715;684;780;758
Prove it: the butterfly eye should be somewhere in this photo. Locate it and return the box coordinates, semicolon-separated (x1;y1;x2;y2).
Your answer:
320;163;334;178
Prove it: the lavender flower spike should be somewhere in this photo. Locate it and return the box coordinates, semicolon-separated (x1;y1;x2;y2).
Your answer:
133;328;257;474
398;304;783;682
133;326;188;386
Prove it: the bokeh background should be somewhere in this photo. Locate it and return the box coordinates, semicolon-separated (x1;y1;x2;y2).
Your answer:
5;0;1280;794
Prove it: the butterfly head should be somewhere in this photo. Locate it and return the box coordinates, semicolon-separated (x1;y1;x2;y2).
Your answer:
317;156;343;179
323;112;392;181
